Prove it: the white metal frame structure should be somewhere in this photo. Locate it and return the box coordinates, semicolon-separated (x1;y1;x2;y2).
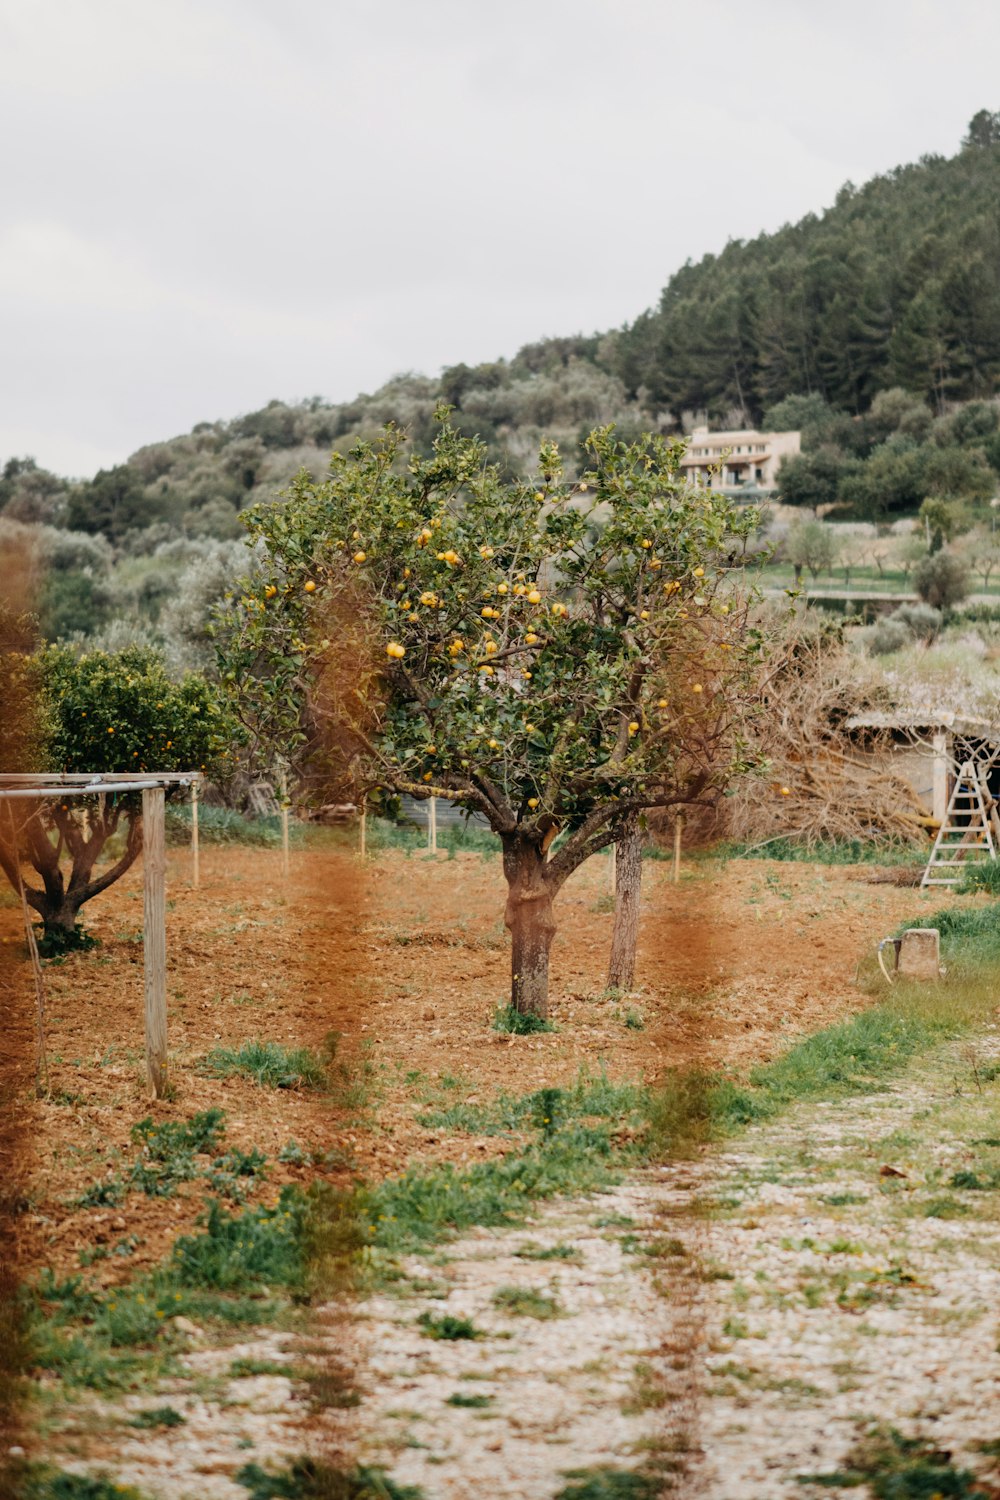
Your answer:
0;772;202;1098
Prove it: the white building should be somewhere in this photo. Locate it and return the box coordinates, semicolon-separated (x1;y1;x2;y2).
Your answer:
680;425;801;494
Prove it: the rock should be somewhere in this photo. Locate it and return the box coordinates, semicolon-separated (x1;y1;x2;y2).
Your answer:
171;1316;206;1338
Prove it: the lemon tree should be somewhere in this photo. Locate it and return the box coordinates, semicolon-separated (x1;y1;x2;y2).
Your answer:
0;646;231;943
221;413;764;1016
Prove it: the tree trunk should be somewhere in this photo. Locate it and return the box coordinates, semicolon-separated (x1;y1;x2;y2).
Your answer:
42;897;85;939
608;820;642;992
793;563;803;587
502;834;556;1018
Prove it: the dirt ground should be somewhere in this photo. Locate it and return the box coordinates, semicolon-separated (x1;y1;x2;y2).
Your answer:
0;840;955;1288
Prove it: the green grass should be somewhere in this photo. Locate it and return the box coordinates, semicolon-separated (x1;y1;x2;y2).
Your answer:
490;1003;554;1035
446;1391;493;1408
165;804;305;849
798;1422;989;1495
365;816;499;859
554;1469;663;1500
491;1285;562;1319
200;1040;330;1090
236;1458;424;1499
21;1471;151;1500
416;1311;483;1341
129;1405;185;1429
713;837;921;866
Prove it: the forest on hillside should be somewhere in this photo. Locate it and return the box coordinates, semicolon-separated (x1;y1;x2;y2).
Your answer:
3;112;1000;662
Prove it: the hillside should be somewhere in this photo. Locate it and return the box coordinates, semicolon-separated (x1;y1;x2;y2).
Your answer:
3;113;1000;653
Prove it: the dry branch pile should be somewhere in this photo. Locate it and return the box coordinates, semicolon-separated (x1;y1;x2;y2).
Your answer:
713;615;932;851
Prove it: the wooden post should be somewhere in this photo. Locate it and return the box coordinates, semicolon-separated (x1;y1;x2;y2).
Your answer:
673;814;683;885
278;768;290;879
932;731;949;828
142;786;168;1100
429;795;438;854
190;778;200;890
609;844;616;895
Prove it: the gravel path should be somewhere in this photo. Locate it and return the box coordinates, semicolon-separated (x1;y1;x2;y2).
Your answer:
40;1028;1000;1498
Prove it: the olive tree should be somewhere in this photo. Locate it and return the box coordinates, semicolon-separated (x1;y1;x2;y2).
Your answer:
220;415;764;1017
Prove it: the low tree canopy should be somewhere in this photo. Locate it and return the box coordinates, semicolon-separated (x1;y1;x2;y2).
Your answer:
0;646;232;941
221;415;765;1014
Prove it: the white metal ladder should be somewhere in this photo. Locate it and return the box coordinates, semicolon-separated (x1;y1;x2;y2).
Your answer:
921;758;997;887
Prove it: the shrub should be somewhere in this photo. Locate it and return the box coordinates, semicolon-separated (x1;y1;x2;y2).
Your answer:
891;601;942;641
868;618;911;656
913;549;970;609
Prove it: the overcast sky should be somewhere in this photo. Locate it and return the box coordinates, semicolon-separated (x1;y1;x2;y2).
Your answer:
2;0;999;478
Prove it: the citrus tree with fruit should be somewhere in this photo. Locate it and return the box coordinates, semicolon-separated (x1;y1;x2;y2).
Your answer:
221;413;764;1016
0;645;231;943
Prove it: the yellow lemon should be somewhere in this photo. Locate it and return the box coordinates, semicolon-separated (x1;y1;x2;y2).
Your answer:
691;683;703;694
352;551;366;564
527;588;542;604
525;631;539;644
627;721;639;736
527;797;539;808
420;591;438;607
497;582;508;594
304;580;317;592
693;566;704;578
639;610;649;620
264;584;277;598
386;642;406;659
780;786;791;796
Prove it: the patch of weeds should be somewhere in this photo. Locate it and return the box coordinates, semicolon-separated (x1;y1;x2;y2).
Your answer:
416;1311;483;1341
621;1361;667;1414
206;1148;269;1200
595;1213;635;1229
515;1242;581;1262
445;1391;493;1408
554;1468;663;1500
201;1040;329;1090
236;1457;425;1498
230;1357;296;1378
924;1194;972;1219
950;1167;1000;1191
819;1191;867;1207
369;1120;628;1253
22;1470;149;1500
129;1405;185;1429
35;925;100;959
798;1422;991;1495
835;1264;921;1312
129;1108;227;1196
75;1178;127;1208
306;1366;362;1411
722;1317;749;1339
278;1140;309;1165
490;1004;554;1035
491;1285;561;1319
623;1008;645;1031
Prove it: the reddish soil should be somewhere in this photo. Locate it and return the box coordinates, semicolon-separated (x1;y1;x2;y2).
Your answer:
0;842;957;1286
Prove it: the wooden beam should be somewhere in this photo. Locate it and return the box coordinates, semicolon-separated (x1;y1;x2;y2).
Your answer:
142;786;168;1099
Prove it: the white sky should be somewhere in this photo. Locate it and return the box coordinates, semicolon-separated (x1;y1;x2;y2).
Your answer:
2;0;999;477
